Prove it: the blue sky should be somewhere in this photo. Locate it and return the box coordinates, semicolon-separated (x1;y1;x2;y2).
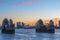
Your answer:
0;0;60;24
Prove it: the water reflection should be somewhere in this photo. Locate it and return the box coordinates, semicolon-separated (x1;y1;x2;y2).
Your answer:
0;29;60;40
1;33;15;40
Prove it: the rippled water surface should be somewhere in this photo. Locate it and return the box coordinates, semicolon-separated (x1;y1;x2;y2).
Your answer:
0;29;60;40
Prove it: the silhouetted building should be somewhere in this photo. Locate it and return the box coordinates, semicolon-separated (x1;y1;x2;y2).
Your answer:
47;20;54;29
55;20;60;29
2;18;9;29
59;20;60;27
22;22;25;28
36;19;47;32
36;19;55;33
36;19;43;28
9;19;15;29
16;22;22;28
2;18;15;34
47;20;55;33
9;19;13;26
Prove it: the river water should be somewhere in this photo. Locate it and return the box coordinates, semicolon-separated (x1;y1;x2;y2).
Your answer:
0;29;60;40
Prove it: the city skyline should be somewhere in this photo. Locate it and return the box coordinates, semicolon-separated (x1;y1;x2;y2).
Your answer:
0;0;60;26
0;18;60;26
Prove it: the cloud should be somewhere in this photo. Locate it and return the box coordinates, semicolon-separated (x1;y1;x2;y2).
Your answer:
14;0;40;5
0;0;40;5
15;2;32;4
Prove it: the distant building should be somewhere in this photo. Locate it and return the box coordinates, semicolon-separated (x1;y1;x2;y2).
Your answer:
47;20;54;29
9;19;13;26
36;19;47;32
36;19;43;28
58;20;60;27
2;18;9;28
22;22;25;28
53;18;58;27
49;20;54;26
9;19;15;29
2;18;15;34
16;22;22;28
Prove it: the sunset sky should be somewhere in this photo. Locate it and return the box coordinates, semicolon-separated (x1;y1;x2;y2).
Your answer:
0;0;60;26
